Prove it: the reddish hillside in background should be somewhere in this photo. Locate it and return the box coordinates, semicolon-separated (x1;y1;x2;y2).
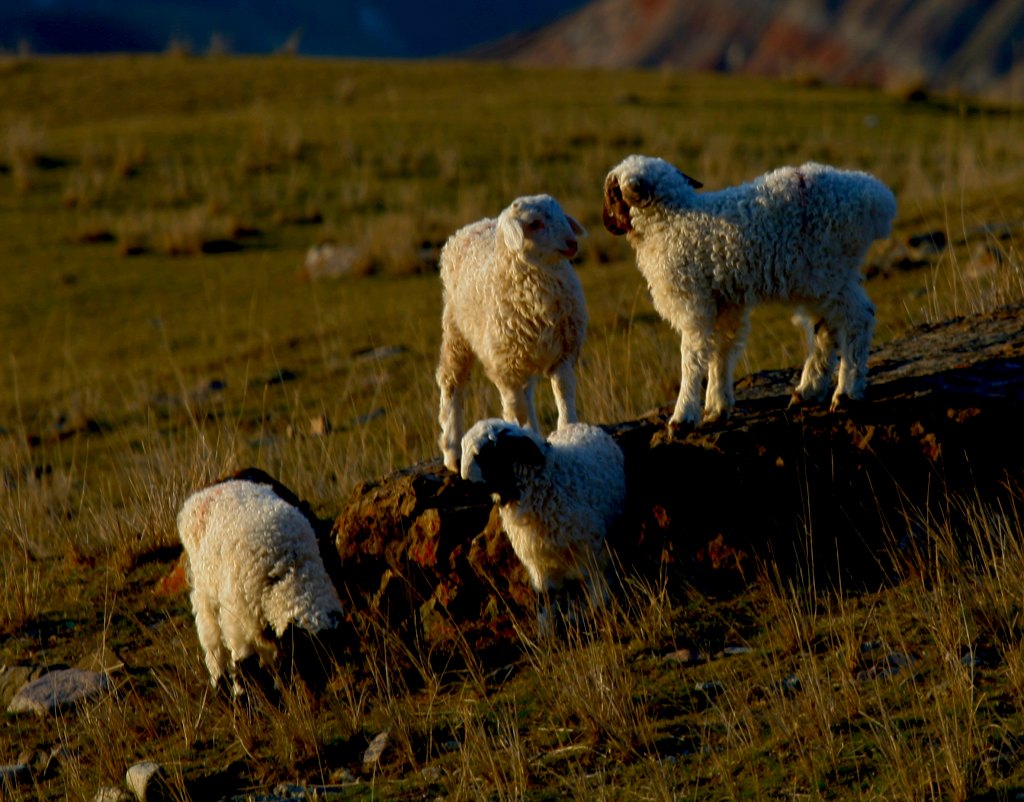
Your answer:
478;0;1024;102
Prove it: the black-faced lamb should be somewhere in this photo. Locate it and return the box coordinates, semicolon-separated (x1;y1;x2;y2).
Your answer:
603;154;897;428
176;473;344;696
460;418;626;632
437;194;588;472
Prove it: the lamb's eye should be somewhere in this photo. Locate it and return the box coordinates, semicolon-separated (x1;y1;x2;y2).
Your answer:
526;220;545;232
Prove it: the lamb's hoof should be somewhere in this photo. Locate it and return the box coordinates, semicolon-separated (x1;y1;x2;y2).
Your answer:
652;419;695;445
789;390;829;409
669;418;697;435
702;410;730;427
829;393;863;413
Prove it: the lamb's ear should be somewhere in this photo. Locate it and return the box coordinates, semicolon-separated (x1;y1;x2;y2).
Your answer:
497;212;525;254
499;429;547;471
620;175;654;208
677;169;703;189
602;174;633;235
566;213;587;238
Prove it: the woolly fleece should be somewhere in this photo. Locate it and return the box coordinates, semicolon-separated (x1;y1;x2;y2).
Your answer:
437;194;588;472
177;480;343;687
604;154;897;424
461;419;626;593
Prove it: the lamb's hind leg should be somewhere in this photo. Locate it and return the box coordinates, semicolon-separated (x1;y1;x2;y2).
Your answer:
830;284;876;410
791;309;837;406
437;323;474;472
550;360;579;430
193;592;230;689
499;378;537;430
705;305;750;423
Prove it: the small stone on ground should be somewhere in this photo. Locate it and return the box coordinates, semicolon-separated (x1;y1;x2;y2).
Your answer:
7;668;110;715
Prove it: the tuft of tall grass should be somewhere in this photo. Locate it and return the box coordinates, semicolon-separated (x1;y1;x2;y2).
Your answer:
5;116;48;194
451;698;529;801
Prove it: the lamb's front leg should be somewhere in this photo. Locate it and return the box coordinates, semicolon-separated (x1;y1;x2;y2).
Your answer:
437;321;475;471
670;319;711;430
550;360;579;430
705;305;749;423
438;383;467;472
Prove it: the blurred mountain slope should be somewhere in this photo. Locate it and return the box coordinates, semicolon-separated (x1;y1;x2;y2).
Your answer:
478;0;1024;101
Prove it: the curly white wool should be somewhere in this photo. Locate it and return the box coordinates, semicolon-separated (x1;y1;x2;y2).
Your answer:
437;194;588;472
603;154;897;426
177;479;343;689
460;419;626;598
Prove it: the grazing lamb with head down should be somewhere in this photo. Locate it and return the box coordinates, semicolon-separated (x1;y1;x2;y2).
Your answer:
460;418;626;632
437;193;588;472
603;154;897;428
177;476;344;695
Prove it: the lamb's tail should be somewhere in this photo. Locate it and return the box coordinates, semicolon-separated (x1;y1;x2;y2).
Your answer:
802;164;897;246
864;178;898;241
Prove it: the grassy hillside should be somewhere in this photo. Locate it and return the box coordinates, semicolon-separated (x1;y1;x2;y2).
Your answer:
2;54;1024;800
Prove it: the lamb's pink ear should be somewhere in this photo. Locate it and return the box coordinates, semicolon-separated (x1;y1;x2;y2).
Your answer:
566;214;587;238
497;212;525;253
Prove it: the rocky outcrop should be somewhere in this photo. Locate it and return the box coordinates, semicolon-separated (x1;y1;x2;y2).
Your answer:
327;304;1024;653
331;466;525;656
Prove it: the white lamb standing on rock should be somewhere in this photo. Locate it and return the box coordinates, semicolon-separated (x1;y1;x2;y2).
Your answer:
603;154;897;429
177;477;344;695
437;194;588;473
460;418;626;632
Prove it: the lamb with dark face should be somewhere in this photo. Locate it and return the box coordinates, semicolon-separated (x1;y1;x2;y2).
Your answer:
461;421;548;504
460;418;627;634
